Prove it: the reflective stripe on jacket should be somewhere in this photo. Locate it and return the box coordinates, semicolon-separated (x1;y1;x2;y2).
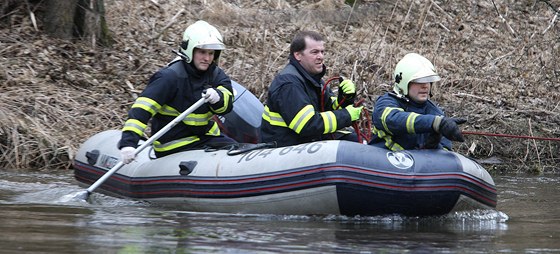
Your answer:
119;60;233;153
369;92;452;150
260;56;354;147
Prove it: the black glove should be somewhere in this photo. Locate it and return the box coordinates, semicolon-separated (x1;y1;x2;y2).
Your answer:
433;117;467;142
424;133;442;149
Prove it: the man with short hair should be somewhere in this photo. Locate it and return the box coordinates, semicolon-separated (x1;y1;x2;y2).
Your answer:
118;20;236;163
261;30;363;147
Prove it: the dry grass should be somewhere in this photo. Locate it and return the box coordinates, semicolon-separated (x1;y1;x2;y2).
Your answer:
1;0;559;172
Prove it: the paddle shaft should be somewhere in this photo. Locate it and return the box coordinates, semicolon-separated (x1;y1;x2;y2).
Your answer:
85;98;206;195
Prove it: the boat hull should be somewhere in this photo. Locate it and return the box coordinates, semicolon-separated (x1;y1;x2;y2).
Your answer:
73;130;497;216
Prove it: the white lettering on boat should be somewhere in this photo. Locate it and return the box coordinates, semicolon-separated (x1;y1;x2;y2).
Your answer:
237;142;323;163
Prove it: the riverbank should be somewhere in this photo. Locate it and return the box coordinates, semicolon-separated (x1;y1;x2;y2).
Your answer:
1;0;558;172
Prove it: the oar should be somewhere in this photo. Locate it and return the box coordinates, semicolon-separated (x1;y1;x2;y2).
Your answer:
71;98;206;201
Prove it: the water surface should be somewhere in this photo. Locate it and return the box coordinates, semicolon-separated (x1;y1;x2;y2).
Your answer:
0;170;558;253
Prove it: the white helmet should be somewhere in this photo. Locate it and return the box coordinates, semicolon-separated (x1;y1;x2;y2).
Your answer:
179;20;225;63
393;53;441;96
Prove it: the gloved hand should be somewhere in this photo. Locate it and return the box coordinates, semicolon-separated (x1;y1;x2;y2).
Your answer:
120;146;136;164
202;88;220;104
339;80;356;95
433;116;467;142
345;105;363;121
424;133;442;149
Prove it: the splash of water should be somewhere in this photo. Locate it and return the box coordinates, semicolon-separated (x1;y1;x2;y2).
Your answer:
57;191;89;203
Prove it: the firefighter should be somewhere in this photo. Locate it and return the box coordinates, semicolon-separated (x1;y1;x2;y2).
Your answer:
261;30;363;147
370;53;466;151
119;20;235;163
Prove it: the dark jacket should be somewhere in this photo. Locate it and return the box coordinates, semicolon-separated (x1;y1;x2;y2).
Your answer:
119;59;233;155
369;92;452;150
261;56;354;147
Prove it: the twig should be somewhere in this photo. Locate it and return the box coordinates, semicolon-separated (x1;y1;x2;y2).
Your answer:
125;80;140;99
149;0;161;8
538;0;560;12
552;101;560;113
528;119;543;173
342;0;357;37
453;92;494;103
29;11;38;31
414;1;432;49
399;1;414;38
151;8;185;40
24;0;38;31
437;22;450;33
351;59;358;81
491;0;516;37
483;51;514;68
0;45;15;55
430;0;454;20
132;60;149;75
542;8;559;34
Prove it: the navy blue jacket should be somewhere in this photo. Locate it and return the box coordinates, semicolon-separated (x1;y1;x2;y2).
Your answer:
119;59;233;154
261;56;354;147
369;92;452;150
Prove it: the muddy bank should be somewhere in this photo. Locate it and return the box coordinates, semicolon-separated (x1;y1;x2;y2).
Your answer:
1;0;558;172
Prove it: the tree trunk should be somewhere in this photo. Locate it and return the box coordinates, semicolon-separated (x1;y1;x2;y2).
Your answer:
43;0;79;40
42;0;112;46
75;0;113;47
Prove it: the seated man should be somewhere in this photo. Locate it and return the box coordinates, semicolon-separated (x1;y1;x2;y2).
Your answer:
260;30;363;147
118;20;236;163
369;53;466;151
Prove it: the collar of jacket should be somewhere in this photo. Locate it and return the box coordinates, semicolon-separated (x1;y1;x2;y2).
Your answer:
388;91;437;109
288;55;326;88
184;61;217;79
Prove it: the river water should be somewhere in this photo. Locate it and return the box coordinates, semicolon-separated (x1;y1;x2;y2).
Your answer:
0;169;558;253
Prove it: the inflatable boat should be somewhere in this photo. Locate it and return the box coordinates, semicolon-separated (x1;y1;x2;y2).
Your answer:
72;82;497;216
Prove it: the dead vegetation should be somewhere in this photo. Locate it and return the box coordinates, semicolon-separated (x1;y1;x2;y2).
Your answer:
1;0;559;173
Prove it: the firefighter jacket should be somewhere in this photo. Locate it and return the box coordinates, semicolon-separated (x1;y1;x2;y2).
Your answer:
369;92;452;151
261;56;354;147
119;60;233;155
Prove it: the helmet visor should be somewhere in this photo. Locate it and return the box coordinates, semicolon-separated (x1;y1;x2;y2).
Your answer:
197;43;225;50
410;75;441;84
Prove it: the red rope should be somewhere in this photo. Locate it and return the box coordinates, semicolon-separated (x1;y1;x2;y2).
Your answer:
321;76;373;144
322;76;342;141
352;98;372;144
462;131;560;141
321;76;340;112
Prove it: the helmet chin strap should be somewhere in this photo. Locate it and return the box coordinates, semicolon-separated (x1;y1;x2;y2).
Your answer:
389;90;410;103
429;82;433;97
172;49;190;62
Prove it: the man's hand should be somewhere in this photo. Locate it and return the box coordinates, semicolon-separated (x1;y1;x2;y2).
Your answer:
339;80;356;95
120;146;136;164
345;105;363;121
202;88;220;104
424;133;442;149
433;116;467;142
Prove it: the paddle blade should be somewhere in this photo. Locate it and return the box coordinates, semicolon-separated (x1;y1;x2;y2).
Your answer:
59;190;90;202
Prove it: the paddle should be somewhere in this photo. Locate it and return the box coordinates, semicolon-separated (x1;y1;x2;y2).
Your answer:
70;98;206;201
